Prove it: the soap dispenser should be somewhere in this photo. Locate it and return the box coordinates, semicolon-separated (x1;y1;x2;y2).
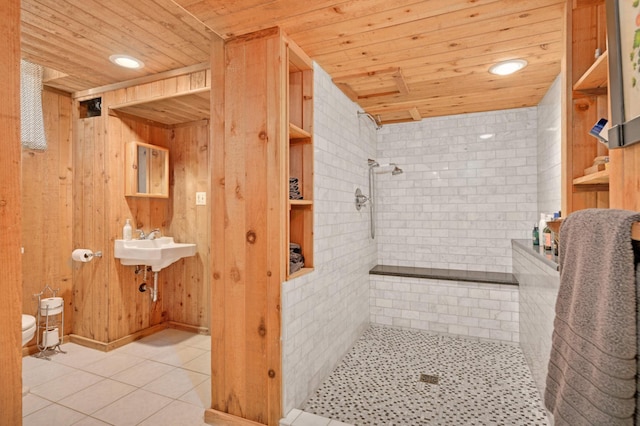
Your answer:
123;219;133;241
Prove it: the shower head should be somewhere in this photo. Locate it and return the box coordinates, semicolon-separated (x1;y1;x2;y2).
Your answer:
392;166;403;175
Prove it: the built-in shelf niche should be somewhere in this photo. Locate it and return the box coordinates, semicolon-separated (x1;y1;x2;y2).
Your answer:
287;43;314;279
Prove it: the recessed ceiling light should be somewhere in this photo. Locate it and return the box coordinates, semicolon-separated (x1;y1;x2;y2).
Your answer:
489;59;527;76
109;54;144;69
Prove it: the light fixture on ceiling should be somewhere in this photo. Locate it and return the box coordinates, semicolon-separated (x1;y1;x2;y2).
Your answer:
109;54;144;70
479;133;494;140
488;59;527;76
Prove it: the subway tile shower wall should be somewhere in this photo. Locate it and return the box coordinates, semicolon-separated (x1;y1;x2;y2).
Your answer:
281;63;377;414
370;275;519;343
536;75;562;215
375;108;539;273
512;244;559;399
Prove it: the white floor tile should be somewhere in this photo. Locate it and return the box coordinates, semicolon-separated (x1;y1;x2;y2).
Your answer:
31;369;103;402
92;389;173;426
22;402;85;426
153;345;206;368
58;379;136;415
178;377;211;408
48;343;110;368
71;417;112;425
22;392;52;417
79;352;144;377
112;340;173;359
111;360;175;388
178;333;211;350
23;359;76;389
181;351;211;375
143;367;209;399
137;399;209;426
24;329;213;426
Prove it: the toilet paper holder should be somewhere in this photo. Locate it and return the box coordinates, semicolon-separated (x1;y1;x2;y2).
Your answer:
72;248;103;262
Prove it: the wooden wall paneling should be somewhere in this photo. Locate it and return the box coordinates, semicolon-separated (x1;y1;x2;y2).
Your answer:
0;0;22;421
210;33;227;416
570;97;598;210
244;35;270;422
622;145;640;211
164;122;210;327
265;32;287;426
222;38;249;418
207;28;285;426
21;89;74;345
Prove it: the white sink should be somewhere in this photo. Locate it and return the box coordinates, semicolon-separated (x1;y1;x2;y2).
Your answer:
114;237;196;271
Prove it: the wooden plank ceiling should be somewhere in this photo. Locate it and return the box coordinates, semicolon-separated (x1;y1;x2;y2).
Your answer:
21;0;565;123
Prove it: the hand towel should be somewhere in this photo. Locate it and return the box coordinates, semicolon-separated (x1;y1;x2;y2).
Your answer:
545;208;640;425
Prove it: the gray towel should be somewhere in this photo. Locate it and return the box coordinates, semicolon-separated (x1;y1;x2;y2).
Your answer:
545;209;640;425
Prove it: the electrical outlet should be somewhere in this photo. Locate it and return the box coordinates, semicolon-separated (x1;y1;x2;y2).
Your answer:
196;192;206;205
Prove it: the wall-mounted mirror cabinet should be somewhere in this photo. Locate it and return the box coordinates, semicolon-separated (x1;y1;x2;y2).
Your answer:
125;141;169;198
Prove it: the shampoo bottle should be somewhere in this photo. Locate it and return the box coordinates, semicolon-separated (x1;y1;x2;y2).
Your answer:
123;219;132;241
538;214;546;245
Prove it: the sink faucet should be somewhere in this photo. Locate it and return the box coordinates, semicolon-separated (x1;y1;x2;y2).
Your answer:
147;229;162;240
136;229;146;240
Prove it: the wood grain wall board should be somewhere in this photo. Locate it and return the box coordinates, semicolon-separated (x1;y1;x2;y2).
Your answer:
0;1;22;421
210;33;227;414
69;68;211;345
164;123;210;327
266;33;287;425
243;36;270;422
222;39;250;418
21;89;74;341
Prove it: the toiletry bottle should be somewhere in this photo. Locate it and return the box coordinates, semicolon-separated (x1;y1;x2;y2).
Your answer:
123;219;132;241
538;213;546;242
532;225;539;245
543;220;552;251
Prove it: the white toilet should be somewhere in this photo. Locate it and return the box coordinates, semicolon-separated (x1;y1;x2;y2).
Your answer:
22;314;36;347
22;314;36;396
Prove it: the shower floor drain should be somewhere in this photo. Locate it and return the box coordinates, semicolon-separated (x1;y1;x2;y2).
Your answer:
419;374;439;384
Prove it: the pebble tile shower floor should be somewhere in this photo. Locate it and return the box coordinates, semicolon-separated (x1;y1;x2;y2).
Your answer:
303;325;549;426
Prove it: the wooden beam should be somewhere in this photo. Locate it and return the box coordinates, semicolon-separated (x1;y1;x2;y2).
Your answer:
393;68;409;95
408;107;421;121
0;0;23;423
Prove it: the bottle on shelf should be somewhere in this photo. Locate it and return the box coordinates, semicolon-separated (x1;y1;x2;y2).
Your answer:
543;218;552;251
532;225;539;246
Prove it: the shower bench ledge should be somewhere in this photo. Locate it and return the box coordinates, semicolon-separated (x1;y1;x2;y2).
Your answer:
369;265;518;286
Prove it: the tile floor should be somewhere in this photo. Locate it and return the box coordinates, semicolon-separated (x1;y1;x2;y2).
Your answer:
24;326;549;426
303;325;550;426
22;328;211;426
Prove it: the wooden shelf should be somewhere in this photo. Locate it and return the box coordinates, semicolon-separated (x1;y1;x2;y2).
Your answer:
289;199;313;207
573;169;609;188
110;88;210;126
289;122;311;139
287;267;314;280
573;50;608;93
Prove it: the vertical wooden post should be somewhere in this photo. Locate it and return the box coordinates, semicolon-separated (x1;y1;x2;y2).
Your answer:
0;0;23;423
207;28;286;426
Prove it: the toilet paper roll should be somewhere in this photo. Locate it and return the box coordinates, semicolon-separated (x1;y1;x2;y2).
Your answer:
72;249;93;262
